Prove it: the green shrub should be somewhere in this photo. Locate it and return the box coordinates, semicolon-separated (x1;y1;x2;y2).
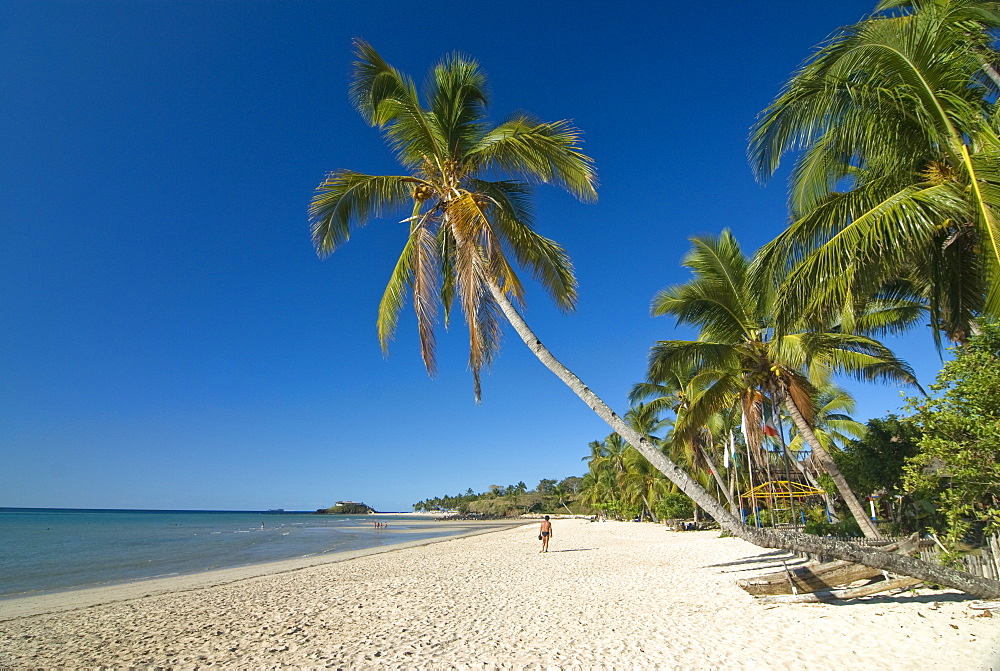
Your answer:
803;517;863;537
655;492;693;520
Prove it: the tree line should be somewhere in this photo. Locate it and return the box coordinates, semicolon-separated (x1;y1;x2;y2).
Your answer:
413;477;583;516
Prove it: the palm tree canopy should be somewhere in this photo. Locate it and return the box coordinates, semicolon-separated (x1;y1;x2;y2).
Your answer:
645;229;922;538
749;0;1000;342
646;230;920;439
310;40;597;400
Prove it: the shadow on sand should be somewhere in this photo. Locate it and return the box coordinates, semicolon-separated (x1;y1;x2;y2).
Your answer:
707;550;799;569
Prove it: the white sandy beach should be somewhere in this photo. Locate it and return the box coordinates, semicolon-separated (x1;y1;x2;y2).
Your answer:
2;519;998;669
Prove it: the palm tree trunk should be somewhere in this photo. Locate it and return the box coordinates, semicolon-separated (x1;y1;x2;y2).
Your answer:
780;442;821;488
698;444;737;511
728;455;737;518
488;281;1000;598
641;494;656;523
778;388;881;539
772;407;821;488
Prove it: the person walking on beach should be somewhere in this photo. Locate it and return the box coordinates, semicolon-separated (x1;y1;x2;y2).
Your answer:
539;515;552;552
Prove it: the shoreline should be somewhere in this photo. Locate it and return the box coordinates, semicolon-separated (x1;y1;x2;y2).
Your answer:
3;520;998;668
0;518;525;621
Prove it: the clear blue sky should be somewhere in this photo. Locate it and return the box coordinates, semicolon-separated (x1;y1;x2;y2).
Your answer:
1;1;941;512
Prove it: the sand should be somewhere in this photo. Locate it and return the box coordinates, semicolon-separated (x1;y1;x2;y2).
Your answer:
2;519;998;669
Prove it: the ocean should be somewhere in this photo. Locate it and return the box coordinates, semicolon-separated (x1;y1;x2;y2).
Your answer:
0;508;510;599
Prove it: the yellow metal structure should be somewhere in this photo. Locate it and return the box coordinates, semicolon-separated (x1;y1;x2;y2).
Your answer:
740;480;824;501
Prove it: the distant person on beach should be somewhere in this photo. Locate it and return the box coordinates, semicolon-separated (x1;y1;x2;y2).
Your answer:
539;515;552;552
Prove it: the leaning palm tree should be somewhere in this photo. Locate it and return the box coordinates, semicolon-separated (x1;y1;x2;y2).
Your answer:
312;41;1000;597
646;230;919;538
311;40;596;401
551;482;575;515
750;0;1000;343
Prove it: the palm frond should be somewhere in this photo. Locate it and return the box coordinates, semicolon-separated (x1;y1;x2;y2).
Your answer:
349;40;445;165
309;172;415;256
800;331;922;389
473;179;578;311
647;340;741;384
427;51;488;157
674;374;744;444
377;208;418;351
438;226;456;329
652;231;758;343
468;117;597;202
410;216;441;375
751;2;1000;344
768;181;960;330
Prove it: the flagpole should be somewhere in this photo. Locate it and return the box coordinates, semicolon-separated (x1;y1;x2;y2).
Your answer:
773;396;799;531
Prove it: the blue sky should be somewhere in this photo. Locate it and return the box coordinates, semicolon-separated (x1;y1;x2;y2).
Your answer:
1;1;942;512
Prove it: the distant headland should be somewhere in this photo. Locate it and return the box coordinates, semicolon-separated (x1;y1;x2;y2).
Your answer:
315;501;375;515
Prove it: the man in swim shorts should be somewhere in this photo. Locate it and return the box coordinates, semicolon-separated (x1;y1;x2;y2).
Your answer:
539;515;552;552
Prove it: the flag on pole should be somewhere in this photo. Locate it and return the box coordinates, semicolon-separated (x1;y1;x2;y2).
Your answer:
762;402;779;438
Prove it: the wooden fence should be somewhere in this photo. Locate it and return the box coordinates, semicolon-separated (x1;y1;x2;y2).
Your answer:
915;533;1000;582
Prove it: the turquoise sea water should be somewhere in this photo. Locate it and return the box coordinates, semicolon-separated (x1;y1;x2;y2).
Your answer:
0;508;497;598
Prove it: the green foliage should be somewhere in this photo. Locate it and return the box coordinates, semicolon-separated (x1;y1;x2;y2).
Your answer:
596;499;641;521
903;322;1000;546
655;492;694;520
467;496;526;517
803;517;863;538
815;473;836;495
558;476;583;494
800;505;864;536
579;424;676;521
412;476;587;516
802;505;830;529
750;0;1000;339
835;415;922;497
535;479;557;494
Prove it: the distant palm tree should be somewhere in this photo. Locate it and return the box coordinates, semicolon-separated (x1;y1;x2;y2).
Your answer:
598;433;630;479
622;446;671;522
631;366;738;511
578;465;619;516
750;0;1000;343
551;482;574;515
582;439;606;464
